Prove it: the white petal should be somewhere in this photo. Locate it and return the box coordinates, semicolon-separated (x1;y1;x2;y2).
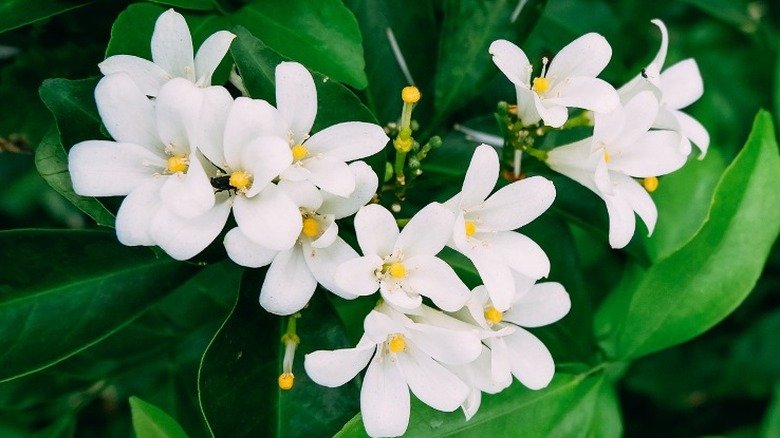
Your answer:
304;122;389;162
673;110;710;157
151;9;195;81
193;85;233;166
649;19;669;70
489;39;532;87
461;387;482;421
516;87;542;125
534;98;569;128
333;255;382;296
275;62;317;144
277;179;322;210
545;77;619;114
481;232;550;279
468;248;515;312
546;33;612;80
403;255;470;312
115;179;165;246
603;190;637;249
240;136;294;196
95;74;163;150
194;31;236;86
304;155;355;197
149;200;231;261
459;144;499;209
361;356;410;438
159;153;215;218
224;227;277;268
223;97;288;168
365;309;407;343
613;173;658;237
302;238;360;299
319;161;378;219
304;341;375;387
409;321;481;365
660;59;703;110
155;78;203;155
607;91;659;150
381;281;423;311
399;346;469;412
233;184;301;251
503;328;555;390
478;176;555;231
609;130;687;177
488;337;514;390
545;138;600;193
354;204;399;257
310;214;337;248
260;246;317;315
503;282;571;327
98;55;169;96
396;202;454;258
68;140;163;196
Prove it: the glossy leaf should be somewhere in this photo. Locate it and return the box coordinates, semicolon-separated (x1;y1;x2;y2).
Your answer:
146;0;215;11
0;229;197;382
34;130;115;228
0;0;91;33
232;0;367;89
761;384;780;438
198;268;359;437
335;370;605;437
39;78;103;148
130;396;189;438
596;111;780;360
433;0;546;125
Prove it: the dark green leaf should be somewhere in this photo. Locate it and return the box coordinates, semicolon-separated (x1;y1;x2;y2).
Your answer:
0;229;198;381
34;130;115;228
761;384;780;438
130;396;189;438
198;269;359;437
231;0;367;89
0;0;91;33
39;78;103;148
596;111;780;360
433;0;546;125
587;379;622;437
146;0;215;12
335;370;606;437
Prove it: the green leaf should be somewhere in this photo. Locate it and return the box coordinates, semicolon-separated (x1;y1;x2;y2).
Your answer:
34;130;115;228
39;78;103;148
335;370;606;437
0;0;91;33
0;229;197;382
198;269;359;437
343;0;439;125
433;0;546;125
231;0;368;89
596;111;780;360
146;0;215;11
587;380;622;437
760;384;780;438
130;396;189;438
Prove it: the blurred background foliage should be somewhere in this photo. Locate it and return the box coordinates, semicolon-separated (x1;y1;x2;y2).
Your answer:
1;0;780;437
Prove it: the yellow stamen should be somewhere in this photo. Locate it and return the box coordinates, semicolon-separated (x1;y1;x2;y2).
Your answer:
389;335;406;353
292;144;309;161
166;154;188;173
302;218;319;238
643;176;659;192
229;170;252;191
465;220;477;237
485;307;503;325
532;77;550;94
401;86;421;104
278;373;294;390
388;262;406;279
603;150;611;163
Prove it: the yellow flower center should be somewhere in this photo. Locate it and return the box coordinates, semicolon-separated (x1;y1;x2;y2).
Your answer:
229;171;252;191
485;307;503;325
532;77;550;94
643;176;659;192
166;154;188;173
389;335;406;353
401;86;421;104
302;218;319;238
278;373;294;390
465;220;477;237
292;144;309;161
388;262;406;279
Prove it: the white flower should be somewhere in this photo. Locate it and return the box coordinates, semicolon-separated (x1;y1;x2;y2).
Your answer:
618;19;709;157
224;162;378;315
448;280;570;419
334;202;471;312
304;303;482;438
547;91;688;248
99;9;235;96
68;74;232;260
446;144;555;312
489;34;619;128
265;62;389;197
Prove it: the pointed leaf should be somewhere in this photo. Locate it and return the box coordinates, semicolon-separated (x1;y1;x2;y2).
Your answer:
130;396;190;438
0;0;90;33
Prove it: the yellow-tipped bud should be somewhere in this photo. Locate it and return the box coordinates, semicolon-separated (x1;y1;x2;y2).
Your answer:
229;170;252;191
532;77;550;94
401;86;421;104
278;373;294;390
292;144;309;161
643;176;659;192
485;307;503;325
389;335;406;353
465;220;477;237
302;218;319;238
167;155;188;173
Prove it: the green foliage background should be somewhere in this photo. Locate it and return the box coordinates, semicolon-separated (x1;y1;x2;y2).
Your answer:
1;0;780;437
